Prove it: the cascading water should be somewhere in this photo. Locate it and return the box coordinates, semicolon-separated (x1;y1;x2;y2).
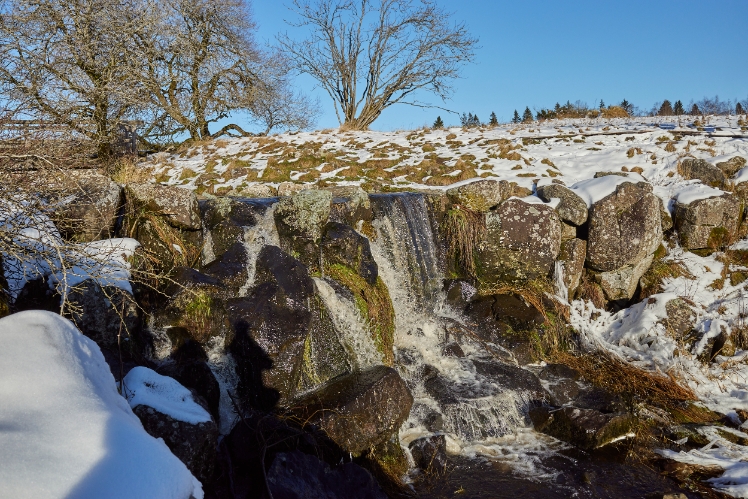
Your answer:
239;204;280;296
368;193;560;468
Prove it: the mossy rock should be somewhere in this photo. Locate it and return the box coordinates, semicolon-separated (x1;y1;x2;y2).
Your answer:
325;263;395;365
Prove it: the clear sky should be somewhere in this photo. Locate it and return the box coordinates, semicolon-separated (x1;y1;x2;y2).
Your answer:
246;0;748;131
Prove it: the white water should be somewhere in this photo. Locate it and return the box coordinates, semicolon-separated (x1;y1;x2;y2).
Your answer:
554;260;569;304
239;205;280;297
312;277;383;369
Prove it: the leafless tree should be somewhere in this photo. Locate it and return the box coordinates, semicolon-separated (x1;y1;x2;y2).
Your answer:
133;0;264;142
279;0;478;130
0;0;147;158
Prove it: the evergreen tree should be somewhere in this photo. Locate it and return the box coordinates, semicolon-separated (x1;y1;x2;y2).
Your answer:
512;109;520;124
673;100;685;116
658;100;674;116
737;102;745;115
433;115;444;128
691;103;700;115
522;107;534;123
620;99;634;115
554;102;561;113
599;99;605;109
489;111;498;126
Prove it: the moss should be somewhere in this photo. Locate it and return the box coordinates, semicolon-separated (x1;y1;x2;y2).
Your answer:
175;290;216;343
708;226;730;250
325;263;395;365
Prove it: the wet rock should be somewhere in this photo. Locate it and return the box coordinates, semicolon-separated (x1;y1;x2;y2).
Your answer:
442;342;465;358
125;182;201;230
446;179;530;212
678;158;727;188
536;183;588;226
476;198;562;286
673;193;741;250
664;298;696;339
321;222;378;285
716;156;746;177
471;359;547;400
291;366;413;455
201;241;250;293
558;238;587;296
200;197;269;261
409;435;447;474
467;293;545;333
132;403;218;483
530;406;634;450
267;450;387;499
538;364;581;406
275;189;332;242
443;279;477;312
51;170;123;242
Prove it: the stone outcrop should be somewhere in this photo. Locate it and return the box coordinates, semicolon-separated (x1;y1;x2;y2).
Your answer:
291;366;413;455
274;189;332;242
673;193;741;250
446;179;530;212
716;156;746;177
476;198;562;286
677;158;726;188
585;181;662;300
125;182;201;230
52;170;123;242
536;183;588;226
321;222;378;285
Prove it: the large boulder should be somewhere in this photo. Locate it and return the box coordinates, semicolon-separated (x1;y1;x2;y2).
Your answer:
328;186;373;228
530;405;635;450
536;183;588;226
200;197;271;262
321;222;378;285
267;450;387;499
274;189;332;242
291;366;413;455
446;179;530;212
52;170;124;242
677;158;726;188
716;156;747;177
125;183;201;230
673;193;741;250
475;198;562;286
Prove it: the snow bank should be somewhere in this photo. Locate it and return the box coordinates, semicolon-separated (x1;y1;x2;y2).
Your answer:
735;166;748;185
123;367;211;425
569;173;646;207
0;311;202;499
673;183;724;205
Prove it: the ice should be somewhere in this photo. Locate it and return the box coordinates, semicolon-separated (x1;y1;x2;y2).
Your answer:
123;367;212;425
0;310;203;499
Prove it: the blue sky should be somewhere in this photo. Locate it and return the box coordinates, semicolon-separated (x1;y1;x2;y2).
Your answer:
245;0;748;131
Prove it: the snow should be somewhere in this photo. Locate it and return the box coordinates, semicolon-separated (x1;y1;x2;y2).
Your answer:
568;173;646;207
123;367;212;425
0;311;203;499
673;183;725;205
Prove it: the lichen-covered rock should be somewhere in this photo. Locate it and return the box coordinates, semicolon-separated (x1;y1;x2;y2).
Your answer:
321;222;378;285
200;197;272;261
291;366;413;455
328;187;373;227
585;181;662;272
536;183;588;226
595;253;654;301
275;189;332;245
52;170;123;242
125;182;201;230
716;156;747;177
664;298;696;340
530;405;635;450
230;183;277;198
132;404;218;483
475;198;562;286
677;158;727;188
277;181;315;197
558;238;587;296
673;193;741;250
446;179;530;212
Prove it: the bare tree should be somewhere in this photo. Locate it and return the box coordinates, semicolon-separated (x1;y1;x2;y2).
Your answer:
133;0;263;142
279;0;477;130
0;0;146;158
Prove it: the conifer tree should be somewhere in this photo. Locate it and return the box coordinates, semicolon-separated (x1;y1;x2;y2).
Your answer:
433;115;444;128
512;109;520;124
522;107;533;123
658;100;674;116
673;100;684;116
737;103;745;115
599;99;605;109
489;111;498;126
690;103;700;115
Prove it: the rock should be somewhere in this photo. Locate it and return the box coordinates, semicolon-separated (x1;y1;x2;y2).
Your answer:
560;222;577;241
275;189;332;242
595;254;655;301
678;158;727;188
267;450;387;499
558;238;587;296
132;403;218;483
530;406;634;450
200;197;270;261
231;183;276;198
201;241;250;293
446;179;530;212
277;182;315;197
291;366;413;455
328;187;373;227
64;279;140;352
157;359;221;422
51;170;123;242
536;183;588;226
443;279;477;312
664;298;696;339
476;198;562;286
673;193;741;250
586;180;662;272
467;293;545;333
697;325;736;363
408;435;447;473
125;182;201;230
660;200;674;232
321;222;378;285
716;156;747;177
538;364;580;406
471;359;547;400
0;259;8;318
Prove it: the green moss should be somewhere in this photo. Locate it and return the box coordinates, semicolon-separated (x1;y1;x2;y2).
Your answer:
325;263;395;365
708;226;730;250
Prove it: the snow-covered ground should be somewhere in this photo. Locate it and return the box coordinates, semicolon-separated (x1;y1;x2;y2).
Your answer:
0;311;203;499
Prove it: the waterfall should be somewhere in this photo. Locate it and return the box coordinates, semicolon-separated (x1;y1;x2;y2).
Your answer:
368;193;536;451
312;277;382;369
239;204;280;297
